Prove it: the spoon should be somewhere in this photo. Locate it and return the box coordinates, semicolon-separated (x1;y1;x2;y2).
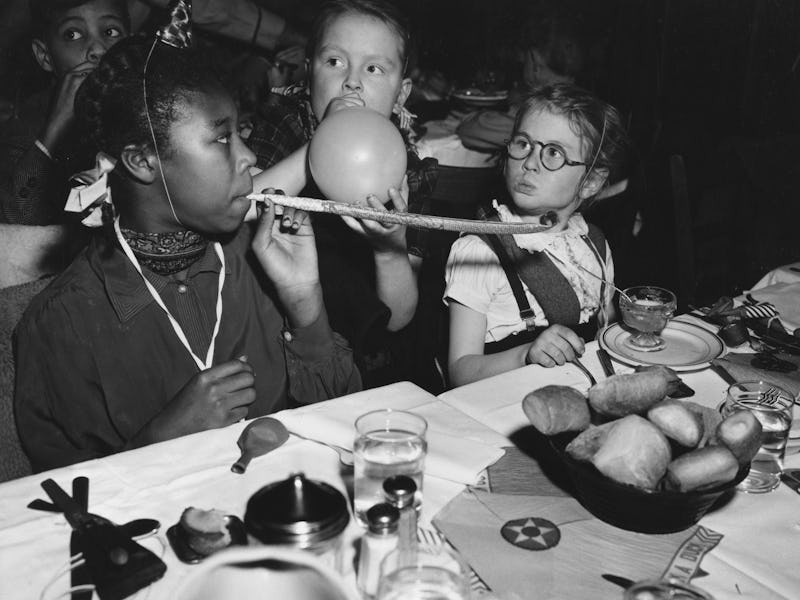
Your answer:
570;357;597;386
231;417;290;474
289;431;355;467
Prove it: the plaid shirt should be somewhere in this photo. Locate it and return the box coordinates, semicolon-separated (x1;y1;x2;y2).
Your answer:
246;89;438;257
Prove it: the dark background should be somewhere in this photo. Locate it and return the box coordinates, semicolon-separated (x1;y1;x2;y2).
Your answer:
406;0;800;308
4;0;799;307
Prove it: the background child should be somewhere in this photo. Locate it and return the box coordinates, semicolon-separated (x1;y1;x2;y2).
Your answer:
456;14;587;153
14;15;360;472
0;0;130;224
445;83;630;387
249;0;440;390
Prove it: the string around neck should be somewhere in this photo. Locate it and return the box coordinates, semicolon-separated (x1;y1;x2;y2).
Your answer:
142;38;184;228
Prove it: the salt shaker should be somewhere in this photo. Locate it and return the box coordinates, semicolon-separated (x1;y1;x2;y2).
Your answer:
383;475;418;553
357;502;399;599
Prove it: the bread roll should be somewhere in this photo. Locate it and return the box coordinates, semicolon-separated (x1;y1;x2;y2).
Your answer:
522;385;590;435
664;445;739;492
714;410;763;466
588;370;670;417
684;402;723;447
647;400;704;448
591;415;671;490
635;365;682;397
565;421;617;462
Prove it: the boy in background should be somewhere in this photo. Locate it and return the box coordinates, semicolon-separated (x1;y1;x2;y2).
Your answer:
0;0;130;224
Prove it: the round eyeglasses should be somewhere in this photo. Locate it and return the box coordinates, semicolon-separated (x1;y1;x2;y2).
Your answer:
506;134;587;171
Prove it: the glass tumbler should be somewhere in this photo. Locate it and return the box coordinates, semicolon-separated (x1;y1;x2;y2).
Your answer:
377;544;470;600
721;381;794;493
353;409;427;527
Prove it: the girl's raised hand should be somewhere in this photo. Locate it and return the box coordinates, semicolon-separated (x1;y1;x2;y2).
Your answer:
340;178;409;254
251;189;319;292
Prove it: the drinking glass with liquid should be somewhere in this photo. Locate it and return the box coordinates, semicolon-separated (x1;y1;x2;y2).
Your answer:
353;409;427;527
721;381;794;493
377;544;470;600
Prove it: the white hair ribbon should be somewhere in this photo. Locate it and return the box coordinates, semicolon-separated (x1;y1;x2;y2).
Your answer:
64;152;118;227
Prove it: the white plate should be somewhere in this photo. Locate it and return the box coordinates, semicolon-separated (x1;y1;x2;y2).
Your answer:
598;320;724;372
451;90;509;106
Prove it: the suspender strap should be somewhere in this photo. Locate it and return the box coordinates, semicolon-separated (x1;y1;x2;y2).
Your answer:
482;233;537;330
480;203;608;331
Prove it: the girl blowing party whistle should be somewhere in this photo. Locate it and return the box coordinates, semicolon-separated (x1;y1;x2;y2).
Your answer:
14;0;360;472
445;83;630;387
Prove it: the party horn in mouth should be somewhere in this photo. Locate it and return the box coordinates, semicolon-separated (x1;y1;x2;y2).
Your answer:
245;193;557;234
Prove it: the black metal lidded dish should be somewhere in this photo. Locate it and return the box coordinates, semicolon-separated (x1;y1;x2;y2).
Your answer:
550;433;748;534
244;472;350;572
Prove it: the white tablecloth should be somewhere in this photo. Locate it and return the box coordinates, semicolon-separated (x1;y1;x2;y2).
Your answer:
0;383;497;600
415;114;498;168
439;340;800;600
2;355;800;599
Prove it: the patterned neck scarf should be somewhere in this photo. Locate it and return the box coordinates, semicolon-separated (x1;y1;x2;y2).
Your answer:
119;228;208;276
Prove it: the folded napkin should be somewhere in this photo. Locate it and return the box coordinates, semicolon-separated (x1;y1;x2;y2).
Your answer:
273;383;505;485
747;282;800;333
751;262;800;290
433;489;729;600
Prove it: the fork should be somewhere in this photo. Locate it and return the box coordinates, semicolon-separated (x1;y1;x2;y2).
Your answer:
570;357;597;386
738;388;787;407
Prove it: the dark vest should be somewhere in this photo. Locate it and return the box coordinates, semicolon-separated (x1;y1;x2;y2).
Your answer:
478;205;608;354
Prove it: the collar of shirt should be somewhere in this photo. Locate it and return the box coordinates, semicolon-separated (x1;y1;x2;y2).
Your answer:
90;233;233;323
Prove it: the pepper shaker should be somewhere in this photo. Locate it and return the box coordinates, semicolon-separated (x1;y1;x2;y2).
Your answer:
383;475;418;553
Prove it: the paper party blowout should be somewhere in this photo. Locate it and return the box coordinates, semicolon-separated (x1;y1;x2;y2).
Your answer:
308;107;407;204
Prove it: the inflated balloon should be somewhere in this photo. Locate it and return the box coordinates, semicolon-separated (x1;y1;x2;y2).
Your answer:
308;107;407;204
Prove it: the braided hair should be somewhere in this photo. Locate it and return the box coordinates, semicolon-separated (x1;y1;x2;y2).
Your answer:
75;34;223;160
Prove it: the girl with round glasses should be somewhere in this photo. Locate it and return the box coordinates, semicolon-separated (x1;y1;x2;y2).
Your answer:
444;83;630;386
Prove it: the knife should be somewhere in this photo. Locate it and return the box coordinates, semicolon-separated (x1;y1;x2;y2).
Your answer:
596;348;615;377
709;362;737;386
41;479;166;600
602;573;634;589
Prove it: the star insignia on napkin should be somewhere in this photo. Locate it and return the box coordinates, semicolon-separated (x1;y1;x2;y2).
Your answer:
501;517;561;551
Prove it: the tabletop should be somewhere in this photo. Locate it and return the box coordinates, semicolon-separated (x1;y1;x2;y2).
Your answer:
0;382;499;600
2;325;800;599
438;330;800;600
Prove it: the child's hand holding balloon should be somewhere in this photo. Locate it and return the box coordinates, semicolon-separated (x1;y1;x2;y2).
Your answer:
340;179;409;254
